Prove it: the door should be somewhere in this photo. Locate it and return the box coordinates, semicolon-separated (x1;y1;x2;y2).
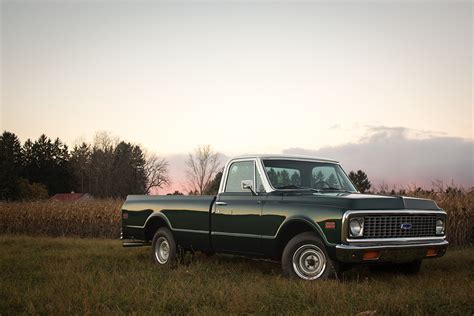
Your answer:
211;160;266;254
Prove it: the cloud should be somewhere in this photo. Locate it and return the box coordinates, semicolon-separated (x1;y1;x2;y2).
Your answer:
283;126;474;189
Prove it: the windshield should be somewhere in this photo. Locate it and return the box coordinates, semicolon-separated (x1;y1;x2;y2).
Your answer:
262;159;357;192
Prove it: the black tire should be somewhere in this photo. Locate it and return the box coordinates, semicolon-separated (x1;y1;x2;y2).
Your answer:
281;232;336;280
151;227;178;267
398;260;422;274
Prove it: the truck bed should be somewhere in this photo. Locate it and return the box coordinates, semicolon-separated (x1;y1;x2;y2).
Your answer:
121;195;216;249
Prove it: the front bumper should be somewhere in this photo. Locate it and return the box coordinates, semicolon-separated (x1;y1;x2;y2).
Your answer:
335;240;448;263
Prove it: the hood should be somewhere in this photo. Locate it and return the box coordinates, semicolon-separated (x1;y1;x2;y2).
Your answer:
281;192;440;210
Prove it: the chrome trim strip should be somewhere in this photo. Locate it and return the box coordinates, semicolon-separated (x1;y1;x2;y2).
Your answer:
218;156;344;194
218;157;274;194
258;158;355;193
122;240;151;247
127;224;209;235
341;209;447;243
172;228;208;234
125;212;174;230
256;158;274;193
336;240;448;250
347;236;446;243
273;218;335;246
232;154;338;163
210;218;335;245
125;225;144;229
218;158;257;194
211;231;261;238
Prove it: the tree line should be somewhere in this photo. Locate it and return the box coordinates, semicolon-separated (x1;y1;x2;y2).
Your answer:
1;130;372;200
0;131;170;200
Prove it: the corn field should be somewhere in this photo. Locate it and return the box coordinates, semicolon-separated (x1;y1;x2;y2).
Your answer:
0;199;123;239
0;190;472;245
403;189;474;246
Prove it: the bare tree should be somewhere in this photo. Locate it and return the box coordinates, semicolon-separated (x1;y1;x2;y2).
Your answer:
93;131;119;151
186;145;221;195
90;131;117;197
144;152;170;194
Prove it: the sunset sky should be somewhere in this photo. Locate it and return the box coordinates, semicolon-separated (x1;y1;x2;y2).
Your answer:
1;0;472;192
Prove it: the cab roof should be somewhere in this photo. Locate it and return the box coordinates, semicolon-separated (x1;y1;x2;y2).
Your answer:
231;154;339;164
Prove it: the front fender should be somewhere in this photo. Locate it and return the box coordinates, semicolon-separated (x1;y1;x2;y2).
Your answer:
275;216;335;247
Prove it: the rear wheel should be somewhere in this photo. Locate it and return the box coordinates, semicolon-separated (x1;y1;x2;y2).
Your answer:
281;232;336;280
151;227;177;267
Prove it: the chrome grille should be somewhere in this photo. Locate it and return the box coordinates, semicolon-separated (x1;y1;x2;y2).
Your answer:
363;215;437;239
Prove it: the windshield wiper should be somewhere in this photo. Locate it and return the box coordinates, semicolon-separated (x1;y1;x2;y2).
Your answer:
275;185;319;192
318;187;353;193
274;185;353;194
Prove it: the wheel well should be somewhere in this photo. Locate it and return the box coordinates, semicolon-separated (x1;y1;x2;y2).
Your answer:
276;221;321;259
144;216;170;241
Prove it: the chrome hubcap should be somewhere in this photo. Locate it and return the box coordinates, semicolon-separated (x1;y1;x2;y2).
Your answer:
155;237;170;264
292;244;326;280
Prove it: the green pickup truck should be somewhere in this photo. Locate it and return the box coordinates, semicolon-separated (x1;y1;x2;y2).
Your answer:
121;155;448;280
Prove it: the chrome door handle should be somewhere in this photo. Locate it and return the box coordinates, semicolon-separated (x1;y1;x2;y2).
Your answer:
216;201;227;206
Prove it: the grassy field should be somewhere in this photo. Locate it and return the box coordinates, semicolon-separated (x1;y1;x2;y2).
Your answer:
0;235;473;315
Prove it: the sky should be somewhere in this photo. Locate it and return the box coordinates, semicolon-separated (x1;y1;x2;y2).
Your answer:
1;0;472;193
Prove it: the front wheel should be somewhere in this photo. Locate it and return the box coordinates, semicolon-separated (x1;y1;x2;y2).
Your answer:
151;227;177;267
281;232;336;280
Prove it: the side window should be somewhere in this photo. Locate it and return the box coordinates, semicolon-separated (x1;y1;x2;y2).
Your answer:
225;161;254;193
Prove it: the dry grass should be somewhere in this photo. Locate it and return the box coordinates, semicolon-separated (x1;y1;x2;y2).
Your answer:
0;235;473;315
0;199;123;238
0;189;472;245
404;189;474;246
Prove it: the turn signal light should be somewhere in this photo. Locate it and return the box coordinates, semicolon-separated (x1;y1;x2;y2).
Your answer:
426;248;437;257
363;250;380;260
325;221;336;229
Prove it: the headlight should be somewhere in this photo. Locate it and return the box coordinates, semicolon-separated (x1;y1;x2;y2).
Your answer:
436;218;445;235
349;217;364;237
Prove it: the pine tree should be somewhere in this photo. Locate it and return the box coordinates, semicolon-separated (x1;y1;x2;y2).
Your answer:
70;143;92;193
290;172;301;185
0;131;23;200
111;142;146;198
25;134;73;195
311;170;326;188
280;169;290;186
326;173;339;188
348;170;372;193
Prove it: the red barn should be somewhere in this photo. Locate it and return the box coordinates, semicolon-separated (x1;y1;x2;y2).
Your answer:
50;192;93;201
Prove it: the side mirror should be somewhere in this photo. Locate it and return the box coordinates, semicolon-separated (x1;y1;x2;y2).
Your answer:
241;180;257;196
241;180;253;190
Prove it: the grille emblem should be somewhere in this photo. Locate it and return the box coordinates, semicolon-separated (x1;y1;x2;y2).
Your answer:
400;223;412;230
